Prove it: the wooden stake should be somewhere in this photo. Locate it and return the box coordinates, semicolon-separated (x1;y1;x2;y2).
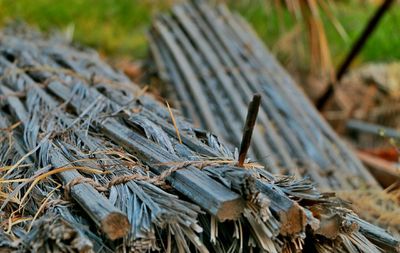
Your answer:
238;94;261;167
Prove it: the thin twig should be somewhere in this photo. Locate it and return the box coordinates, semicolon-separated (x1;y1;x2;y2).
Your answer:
166;101;182;144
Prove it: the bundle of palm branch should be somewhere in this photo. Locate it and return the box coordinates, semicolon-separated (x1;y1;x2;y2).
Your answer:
147;0;379;191
0;24;398;252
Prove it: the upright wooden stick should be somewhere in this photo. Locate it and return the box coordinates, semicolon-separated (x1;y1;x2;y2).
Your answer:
238;94;261;167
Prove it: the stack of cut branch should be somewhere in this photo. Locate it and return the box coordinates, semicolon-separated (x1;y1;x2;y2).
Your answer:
0;24;398;252
147;0;378;190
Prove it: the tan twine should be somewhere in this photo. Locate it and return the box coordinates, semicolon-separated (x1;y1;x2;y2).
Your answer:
63;159;260;199
63;162;193;199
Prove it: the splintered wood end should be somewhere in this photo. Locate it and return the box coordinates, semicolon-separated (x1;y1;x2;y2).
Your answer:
101;212;130;240
278;202;307;236
216;197;246;222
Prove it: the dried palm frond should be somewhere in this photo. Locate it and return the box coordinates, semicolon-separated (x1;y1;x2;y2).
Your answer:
0;22;399;253
338;188;400;236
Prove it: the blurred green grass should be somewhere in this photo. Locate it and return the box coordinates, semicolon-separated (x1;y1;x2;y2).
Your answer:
232;1;400;66
0;0;172;58
0;0;399;65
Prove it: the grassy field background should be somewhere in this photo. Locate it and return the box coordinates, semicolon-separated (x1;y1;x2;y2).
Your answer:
0;0;399;68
